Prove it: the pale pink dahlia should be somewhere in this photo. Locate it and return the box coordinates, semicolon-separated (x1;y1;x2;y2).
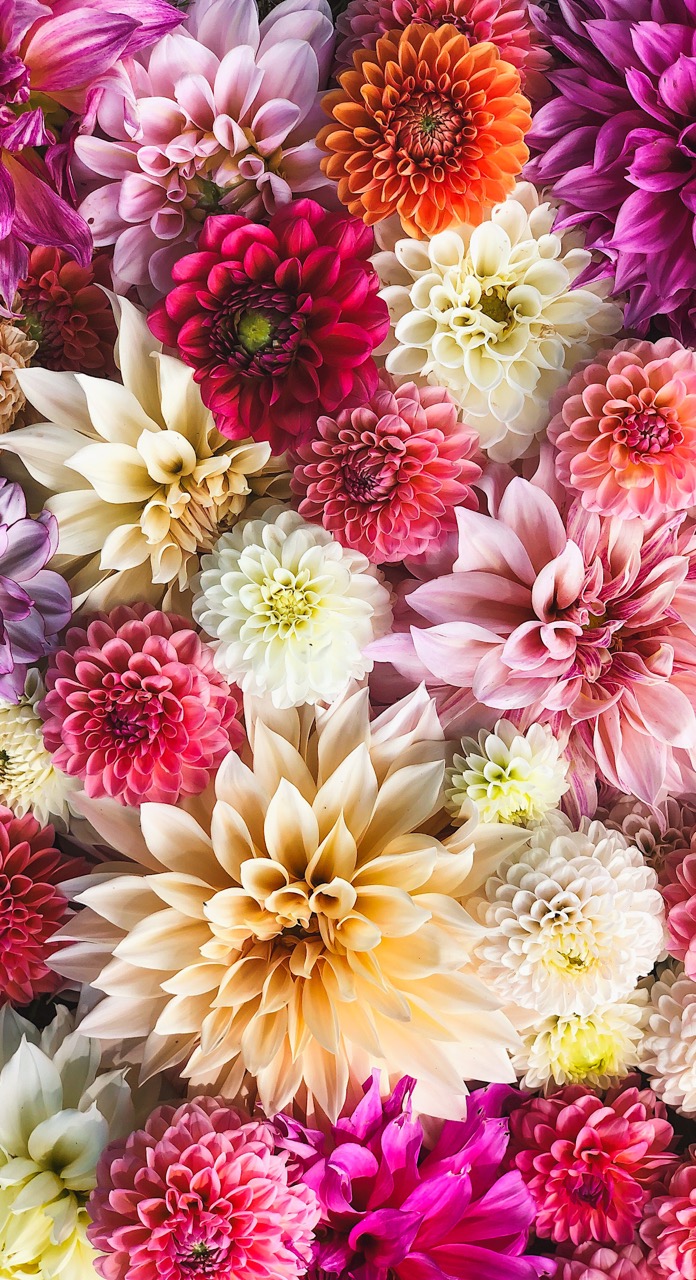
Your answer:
508;1085;677;1248
291;379;481;563
549;339;696;519
641;1157;696;1279
663;853;696;978
40;605;242;807
555;1242;660;1280
87;1096;320;1280
75;0;335;300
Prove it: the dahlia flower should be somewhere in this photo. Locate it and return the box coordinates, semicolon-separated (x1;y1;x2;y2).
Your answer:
378;183;623;460
0;1003;134;1280
276;1073;550;1280
513;991;649;1092
334;0;551;95
0;806;85;1007
0;319;36;431
549;339;696;519
641;1157;696;1279
2;295;272;610
527;0;696;341
373;475;696;803
446;719;569;827
291;377;480;564
604;795;696;884
41;605;243;807
641;965;696;1115
319;23;531;239
149;200;389;453
87;1096;320;1280
75;0;335;299
662;853;696;976
51;685;521;1121
508;1084;677;1247
193;507;392;708
475;817;664;1018
0;671;77;824
17;246;117;374
556;1243;659;1280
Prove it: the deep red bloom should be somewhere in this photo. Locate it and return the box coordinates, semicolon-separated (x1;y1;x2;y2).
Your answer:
148;200;390;454
17;245;117;374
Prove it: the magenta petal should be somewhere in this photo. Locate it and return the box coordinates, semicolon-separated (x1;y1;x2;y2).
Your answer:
23;9;139;92
0;161;15;239
5;151;92;264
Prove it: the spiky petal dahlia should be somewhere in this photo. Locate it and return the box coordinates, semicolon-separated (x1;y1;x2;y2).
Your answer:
641;1158;696;1279
17;246;117;375
556;1243;659;1280
149;201;389;453
291;377;481;563
87;1096;320;1280
51;685;520;1121
40;605;243;808
549;339;696;519
319;23;532;239
507;1084;677;1247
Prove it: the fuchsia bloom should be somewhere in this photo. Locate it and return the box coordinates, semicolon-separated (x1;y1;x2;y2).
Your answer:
87;1095;320;1280
555;1243;660;1280
291;379;482;563
641;1157;696;1279
276;1072;551;1280
149;200;389;452
40;604;242;807
0;806;84;1007
549;339;696;519
508;1085;677;1248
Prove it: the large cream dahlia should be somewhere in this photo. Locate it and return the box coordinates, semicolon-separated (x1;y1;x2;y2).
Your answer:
0;297;274;610
375;183;623;461
52;686;522;1121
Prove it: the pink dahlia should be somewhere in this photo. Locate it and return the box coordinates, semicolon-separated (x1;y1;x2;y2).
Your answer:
641;1157;696;1279
549;339;696;519
663;852;696;978
0;806;85;1007
75;0;335;300
40;604;242;807
508;1084;677;1248
555;1242;660;1280
291;378;482;563
149;200;389;453
87;1095;320;1280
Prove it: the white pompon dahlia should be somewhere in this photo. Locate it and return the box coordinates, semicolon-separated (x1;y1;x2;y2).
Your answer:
0;672;77;826
513;990;649;1091
641;965;696;1115
193;507;392;707
376;182;623;461
475;817;665;1017
446;719;569;827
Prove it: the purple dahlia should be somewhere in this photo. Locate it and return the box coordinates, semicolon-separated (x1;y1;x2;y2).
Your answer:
527;0;696;342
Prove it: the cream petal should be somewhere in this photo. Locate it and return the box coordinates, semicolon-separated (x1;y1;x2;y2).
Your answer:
100;522;151;571
78;876;161;930
0;422;93;490
161;963;224;996
113;909;209;970
301;974;340;1055
306;813;357;885
252;720;315;803
214;751;267;849
154;992;215;1036
154;353;212;450
312;744;378;843
79;996;167;1039
240;1007;287;1074
139;806;222;884
264;778;319;876
0;1040;63;1155
360;760;445;859
111;294;164;425
71;794;157;868
148;873;211;918
27;1107;108;1190
67;442;157;504
14;367;94;435
210;801;258;881
49;493;144;558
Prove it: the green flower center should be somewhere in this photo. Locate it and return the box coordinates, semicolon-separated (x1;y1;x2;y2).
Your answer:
479;288;512;326
237;310;275;354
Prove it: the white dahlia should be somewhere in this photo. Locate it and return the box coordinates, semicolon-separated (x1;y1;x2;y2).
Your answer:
375;182;623;461
475;817;665;1017
513;990;649;1091
193;507;393;708
641;965;696;1115
446;720;569;827
0;671;77;826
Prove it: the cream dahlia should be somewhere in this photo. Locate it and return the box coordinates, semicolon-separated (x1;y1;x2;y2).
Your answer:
0;672;77;826
475;817;665;1017
1;296;273;610
193;507;392;708
377;182;623;460
513;990;649;1092
0;320;37;432
446;720;569;827
51;685;521;1121
641;965;696;1116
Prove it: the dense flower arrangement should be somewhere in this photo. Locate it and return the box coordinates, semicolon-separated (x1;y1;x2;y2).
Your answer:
5;1;696;1277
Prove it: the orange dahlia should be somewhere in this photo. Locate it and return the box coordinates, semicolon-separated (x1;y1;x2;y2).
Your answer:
318;22;532;238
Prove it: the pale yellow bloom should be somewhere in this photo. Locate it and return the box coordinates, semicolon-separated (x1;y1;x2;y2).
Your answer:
513;991;649;1090
446;720;569;827
0;672;77;827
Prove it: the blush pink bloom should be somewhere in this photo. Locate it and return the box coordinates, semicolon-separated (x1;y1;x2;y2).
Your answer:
641;1157;696;1279
508;1085;677;1249
291;378;482;563
87;1095;320;1280
549;339;696;519
75;0;336;300
662;852;696;978
40;604;243;807
555;1242;661;1280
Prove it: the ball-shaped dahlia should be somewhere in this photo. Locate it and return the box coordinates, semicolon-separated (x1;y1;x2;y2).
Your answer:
549;339;696;519
0;806;84;1007
40;605;243;807
556;1242;659;1280
0;672;77;825
446;719;569;826
641;1157;696;1279
513;992;649;1092
508;1084;677;1247
319;23;532;238
87;1096;320;1280
17;246;117;375
0;320;36;432
148;200;389;453
641;965;696;1115
603;796;696;885
291;378;481;563
662;853;696;977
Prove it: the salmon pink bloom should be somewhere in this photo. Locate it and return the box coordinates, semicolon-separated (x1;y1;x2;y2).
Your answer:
556;1242;660;1280
641;1158;696;1279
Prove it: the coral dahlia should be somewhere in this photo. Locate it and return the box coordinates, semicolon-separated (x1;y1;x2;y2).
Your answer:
40;605;242;807
17;246;117;375
641;1157;696;1279
556;1242;659;1280
149;200;389;453
319;23;532;238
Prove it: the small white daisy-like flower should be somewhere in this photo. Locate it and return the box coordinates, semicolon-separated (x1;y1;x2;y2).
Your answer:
376;182;623;462
0;672;77;826
514;989;649;1091
446;719;569;827
475;817;664;1018
193;507;393;708
641;964;696;1115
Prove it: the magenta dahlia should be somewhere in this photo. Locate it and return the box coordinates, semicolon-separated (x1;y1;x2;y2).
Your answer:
87;1096;320;1280
148;200;390;454
291;378;481;563
40;605;242;807
507;1084;677;1248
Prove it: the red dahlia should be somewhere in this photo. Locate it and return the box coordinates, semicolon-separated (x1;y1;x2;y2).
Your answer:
17;246;117;374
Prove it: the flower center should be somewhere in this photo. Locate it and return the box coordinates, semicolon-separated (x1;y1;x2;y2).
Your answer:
615;405;682;461
392;90;469;162
573;1172;609;1208
237;310;275;355
267;584;314;630
209;285;304;375
478;288;513;327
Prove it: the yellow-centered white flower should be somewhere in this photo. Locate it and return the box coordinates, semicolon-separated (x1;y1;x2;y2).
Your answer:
446;719;569;827
513;990;649;1091
0;671;77;827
